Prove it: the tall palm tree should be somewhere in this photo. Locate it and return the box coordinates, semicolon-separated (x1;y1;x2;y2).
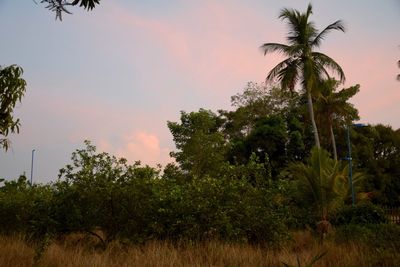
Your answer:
315;79;360;161
261;3;345;148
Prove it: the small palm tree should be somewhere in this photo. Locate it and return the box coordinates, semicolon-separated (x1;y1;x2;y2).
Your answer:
315;79;360;161
288;147;363;237
261;3;346;148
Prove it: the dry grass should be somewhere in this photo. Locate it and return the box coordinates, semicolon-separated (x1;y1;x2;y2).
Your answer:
0;232;398;267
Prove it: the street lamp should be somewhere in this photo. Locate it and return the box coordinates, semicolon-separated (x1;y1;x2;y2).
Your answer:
346;123;367;206
30;149;35;185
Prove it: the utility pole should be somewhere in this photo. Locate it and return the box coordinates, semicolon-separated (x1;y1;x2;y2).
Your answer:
346;124;366;206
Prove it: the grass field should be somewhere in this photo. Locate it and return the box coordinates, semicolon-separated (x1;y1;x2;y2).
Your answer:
1;231;399;267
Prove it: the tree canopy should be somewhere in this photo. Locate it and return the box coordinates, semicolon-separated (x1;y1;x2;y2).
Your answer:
0;65;27;151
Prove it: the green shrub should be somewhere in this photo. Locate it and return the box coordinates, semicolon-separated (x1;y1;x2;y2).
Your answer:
153;176;289;246
0;176;32;234
335;224;400;249
331;202;387;226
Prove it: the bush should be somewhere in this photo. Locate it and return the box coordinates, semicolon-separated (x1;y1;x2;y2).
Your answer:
152;176;289;245
335;224;400;249
0;176;56;238
331;202;387;226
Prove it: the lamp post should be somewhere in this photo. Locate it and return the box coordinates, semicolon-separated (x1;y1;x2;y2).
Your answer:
346;123;366;206
30;149;35;185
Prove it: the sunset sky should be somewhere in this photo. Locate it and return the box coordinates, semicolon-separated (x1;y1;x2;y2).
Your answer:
0;0;399;183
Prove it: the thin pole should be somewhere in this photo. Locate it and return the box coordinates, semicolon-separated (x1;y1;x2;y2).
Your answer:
30;149;35;185
346;126;355;206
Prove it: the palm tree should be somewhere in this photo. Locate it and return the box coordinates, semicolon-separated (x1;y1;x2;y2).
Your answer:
315;79;360;161
261;3;345;148
288;147;363;238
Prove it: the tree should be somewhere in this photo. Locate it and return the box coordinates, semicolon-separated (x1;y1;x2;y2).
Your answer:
314;79;360;161
261;3;346;149
56;141;160;244
220;83;309;177
221;82;297;139
0;65;27;151
242;115;289;177
38;0;100;20
167;109;227;178
345;124;400;206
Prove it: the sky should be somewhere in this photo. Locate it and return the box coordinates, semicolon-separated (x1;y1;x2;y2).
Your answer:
0;0;399;183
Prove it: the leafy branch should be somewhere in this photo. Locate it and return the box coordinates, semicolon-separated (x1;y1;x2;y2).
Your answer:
34;0;100;20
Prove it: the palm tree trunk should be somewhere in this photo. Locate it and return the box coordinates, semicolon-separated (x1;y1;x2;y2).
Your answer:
329;122;337;161
307;91;321;148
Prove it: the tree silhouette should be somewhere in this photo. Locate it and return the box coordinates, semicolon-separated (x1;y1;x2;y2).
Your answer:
37;0;100;20
261;3;345;149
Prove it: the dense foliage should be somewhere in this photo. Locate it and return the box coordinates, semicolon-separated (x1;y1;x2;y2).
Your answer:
2;78;398;246
0;142;289;246
331;202;387;226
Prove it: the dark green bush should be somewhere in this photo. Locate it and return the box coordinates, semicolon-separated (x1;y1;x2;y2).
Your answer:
335;224;400;249
152;177;289;245
331;202;387;226
0;176;33;234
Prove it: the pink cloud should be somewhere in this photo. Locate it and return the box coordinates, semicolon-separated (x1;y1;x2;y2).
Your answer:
106;131;172;167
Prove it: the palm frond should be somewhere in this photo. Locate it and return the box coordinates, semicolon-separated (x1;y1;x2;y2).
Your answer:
279;7;303;44
266;58;293;83
278;61;300;93
312;20;345;48
336;84;360;100
279;7;299;23
313;52;346;83
315;62;331;82
306;3;313;19
260;43;290;56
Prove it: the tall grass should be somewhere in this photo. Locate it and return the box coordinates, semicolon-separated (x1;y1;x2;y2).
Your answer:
0;232;398;267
